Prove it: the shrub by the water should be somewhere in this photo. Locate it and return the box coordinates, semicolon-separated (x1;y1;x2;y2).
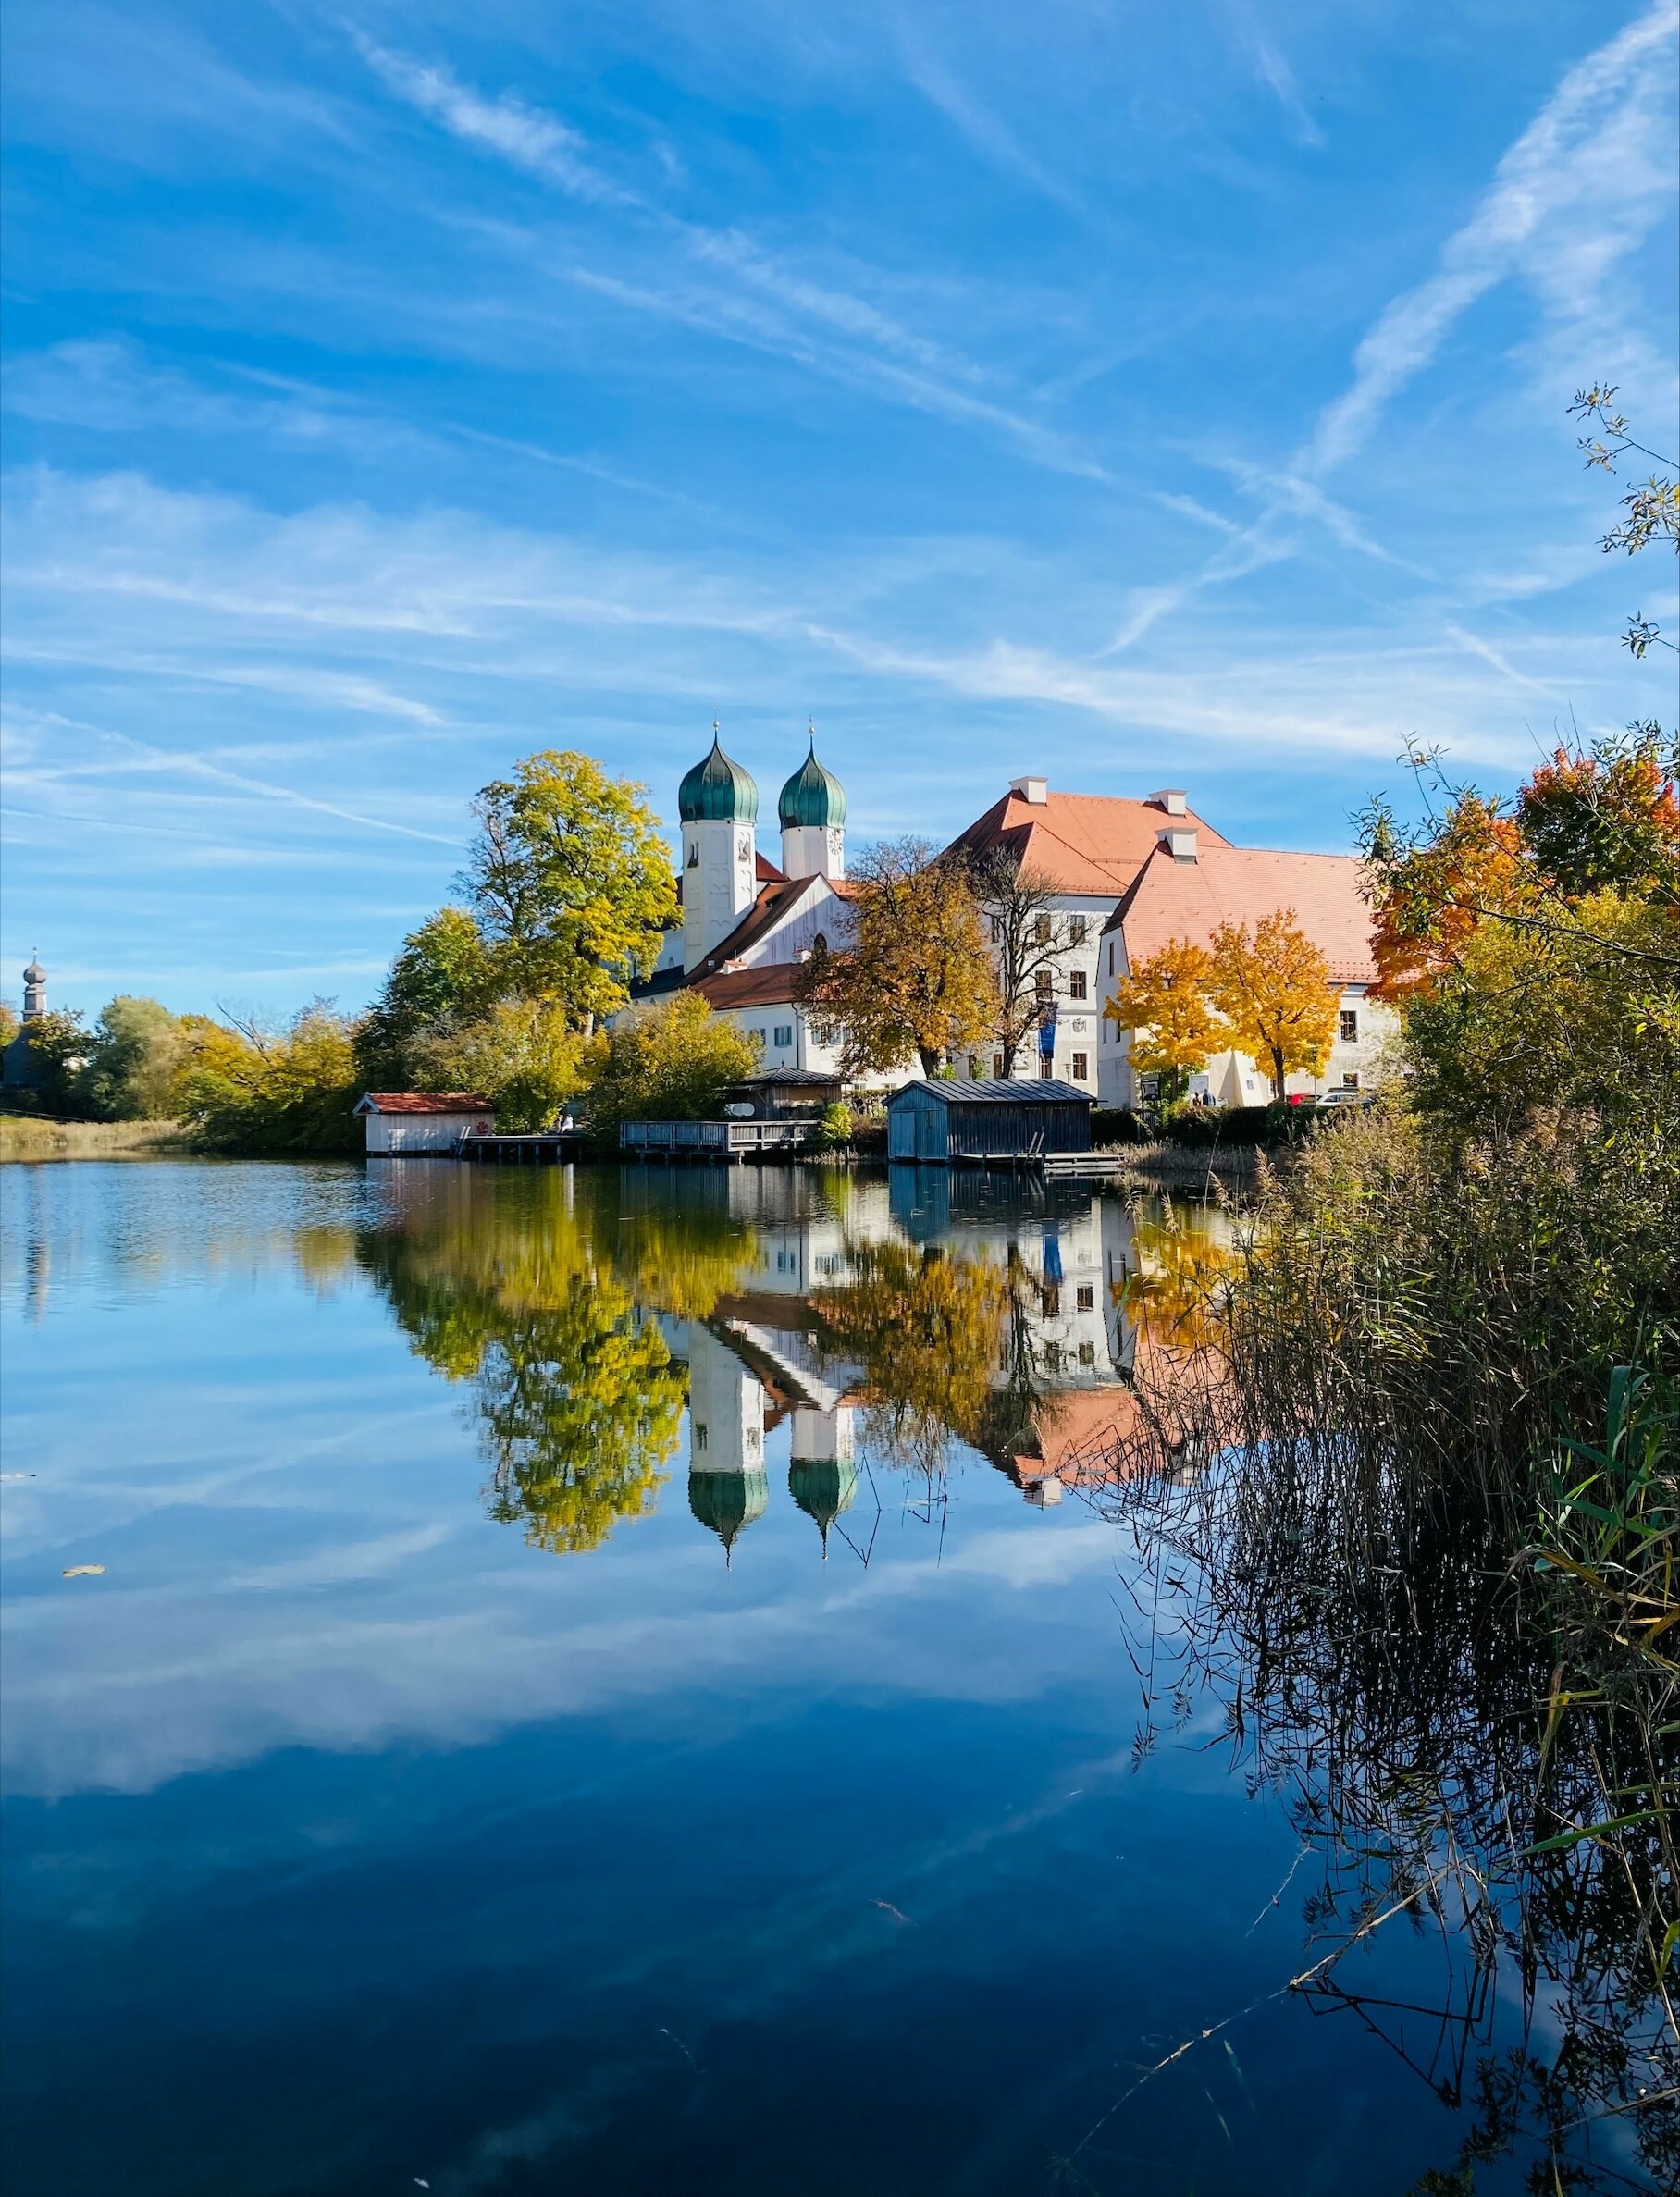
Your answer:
1089;1105;1145;1146
1158;1100;1307;1147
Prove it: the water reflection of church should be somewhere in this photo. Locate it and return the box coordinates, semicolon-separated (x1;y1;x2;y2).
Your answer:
352;1158;1235;1567
647;1165;1180;1561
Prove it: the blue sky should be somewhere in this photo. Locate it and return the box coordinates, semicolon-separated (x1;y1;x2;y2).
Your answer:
2;1;1675;1018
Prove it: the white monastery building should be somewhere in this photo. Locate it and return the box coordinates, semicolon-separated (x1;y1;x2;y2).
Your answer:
640;727;1395;1105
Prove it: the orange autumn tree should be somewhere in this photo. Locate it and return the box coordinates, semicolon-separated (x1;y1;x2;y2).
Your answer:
1106;937;1220;1104
1517;734;1680;904
1207;910;1338;1102
1365;789;1528;1001
1361;729;1679;1005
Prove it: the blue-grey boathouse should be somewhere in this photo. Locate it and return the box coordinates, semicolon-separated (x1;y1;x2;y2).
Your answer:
885;1079;1093;1164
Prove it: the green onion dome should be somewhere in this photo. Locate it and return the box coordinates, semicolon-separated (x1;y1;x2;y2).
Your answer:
687;1467;769;1561
777;737;846;831
788;1456;859;1555
679;730;759;824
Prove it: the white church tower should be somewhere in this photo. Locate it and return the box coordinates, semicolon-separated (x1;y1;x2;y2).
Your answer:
679;724;760;973
777;730;846;882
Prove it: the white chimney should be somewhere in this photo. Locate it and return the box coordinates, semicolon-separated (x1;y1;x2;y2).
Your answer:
1010;774;1049;806
1160;827;1198;861
1150;788;1188;817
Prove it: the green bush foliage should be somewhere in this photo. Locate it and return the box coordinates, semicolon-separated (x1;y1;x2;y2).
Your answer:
582;994;760;1144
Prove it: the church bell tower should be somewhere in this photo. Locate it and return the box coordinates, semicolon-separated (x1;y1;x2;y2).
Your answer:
678;724;760;972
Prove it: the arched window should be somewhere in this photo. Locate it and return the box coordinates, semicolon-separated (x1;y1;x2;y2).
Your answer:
811;931;827;952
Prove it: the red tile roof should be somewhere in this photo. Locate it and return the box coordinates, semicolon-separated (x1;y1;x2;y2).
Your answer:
1116;845;1379;983
946;787;1230;898
357;1092;495;1114
692;965;806;1010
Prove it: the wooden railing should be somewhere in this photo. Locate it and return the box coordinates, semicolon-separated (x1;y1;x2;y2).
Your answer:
619;1118;813;1154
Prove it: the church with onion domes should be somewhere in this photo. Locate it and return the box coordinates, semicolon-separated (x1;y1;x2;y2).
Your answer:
640;723;875;1082
642;723;1398;1105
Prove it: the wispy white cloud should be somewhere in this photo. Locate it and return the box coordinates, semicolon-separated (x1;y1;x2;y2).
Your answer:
896;29;1085;210
1305;0;1677;475
1227;1;1325;148
1443;621;1557;696
352;37;1106;481
352;34;640;209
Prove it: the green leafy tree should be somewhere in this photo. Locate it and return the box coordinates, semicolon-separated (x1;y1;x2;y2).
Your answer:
409;996;594;1132
0;1000;19;1054
180;1004;363;1154
80;995;191;1119
1516;732;1680;904
4;1008;93;1117
1362;733;1680;1130
359;908;497;1083
583;993;760;1142
358;1173;684;1554
463;751;677;1031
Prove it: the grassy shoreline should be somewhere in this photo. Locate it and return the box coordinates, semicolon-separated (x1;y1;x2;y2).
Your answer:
0;1117;193;1163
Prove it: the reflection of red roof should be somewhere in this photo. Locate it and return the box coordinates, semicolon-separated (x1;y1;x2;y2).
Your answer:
357;1092;494;1114
1013;1386;1142;1488
947;787;1229;898
1117;845;1379;983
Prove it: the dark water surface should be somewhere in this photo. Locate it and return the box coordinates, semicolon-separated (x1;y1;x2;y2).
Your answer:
1;1162;1544;2195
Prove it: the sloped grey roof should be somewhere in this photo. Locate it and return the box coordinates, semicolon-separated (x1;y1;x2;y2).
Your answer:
888;1079;1092;1105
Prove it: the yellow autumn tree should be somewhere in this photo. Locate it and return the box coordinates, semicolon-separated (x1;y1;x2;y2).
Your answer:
1208;909;1338;1102
1106;937;1220;1103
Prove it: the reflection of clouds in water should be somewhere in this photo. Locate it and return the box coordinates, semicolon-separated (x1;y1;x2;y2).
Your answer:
2;1515;1122;1801
3;1160;1164;1802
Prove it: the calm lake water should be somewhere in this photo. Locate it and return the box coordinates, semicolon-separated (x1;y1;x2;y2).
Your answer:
0;1161;1569;2194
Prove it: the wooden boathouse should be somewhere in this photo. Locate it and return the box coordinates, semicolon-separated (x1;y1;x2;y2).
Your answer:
886;1079;1093;1165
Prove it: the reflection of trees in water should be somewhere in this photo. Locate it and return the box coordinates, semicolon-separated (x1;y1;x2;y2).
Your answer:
359;1170;760;1553
1119;1198;1240;1354
811;1240;1011;1475
812;1238;1106;1483
1097;1390;1677;2195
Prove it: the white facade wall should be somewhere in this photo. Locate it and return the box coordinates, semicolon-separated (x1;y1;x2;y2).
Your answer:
780;823;845;881
970;893;1110;1094
362;1109;492;1154
683;1323;766;1474
683;818;760;971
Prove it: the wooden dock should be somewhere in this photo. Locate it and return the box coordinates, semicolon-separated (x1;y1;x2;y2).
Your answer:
619;1118;815;1163
460;1131;587;1165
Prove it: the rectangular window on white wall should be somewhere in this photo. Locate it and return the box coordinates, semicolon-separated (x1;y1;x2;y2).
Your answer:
1071;1053;1089;1081
773;1024;794;1047
1340;1008;1359;1042
1069;916;1088;945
